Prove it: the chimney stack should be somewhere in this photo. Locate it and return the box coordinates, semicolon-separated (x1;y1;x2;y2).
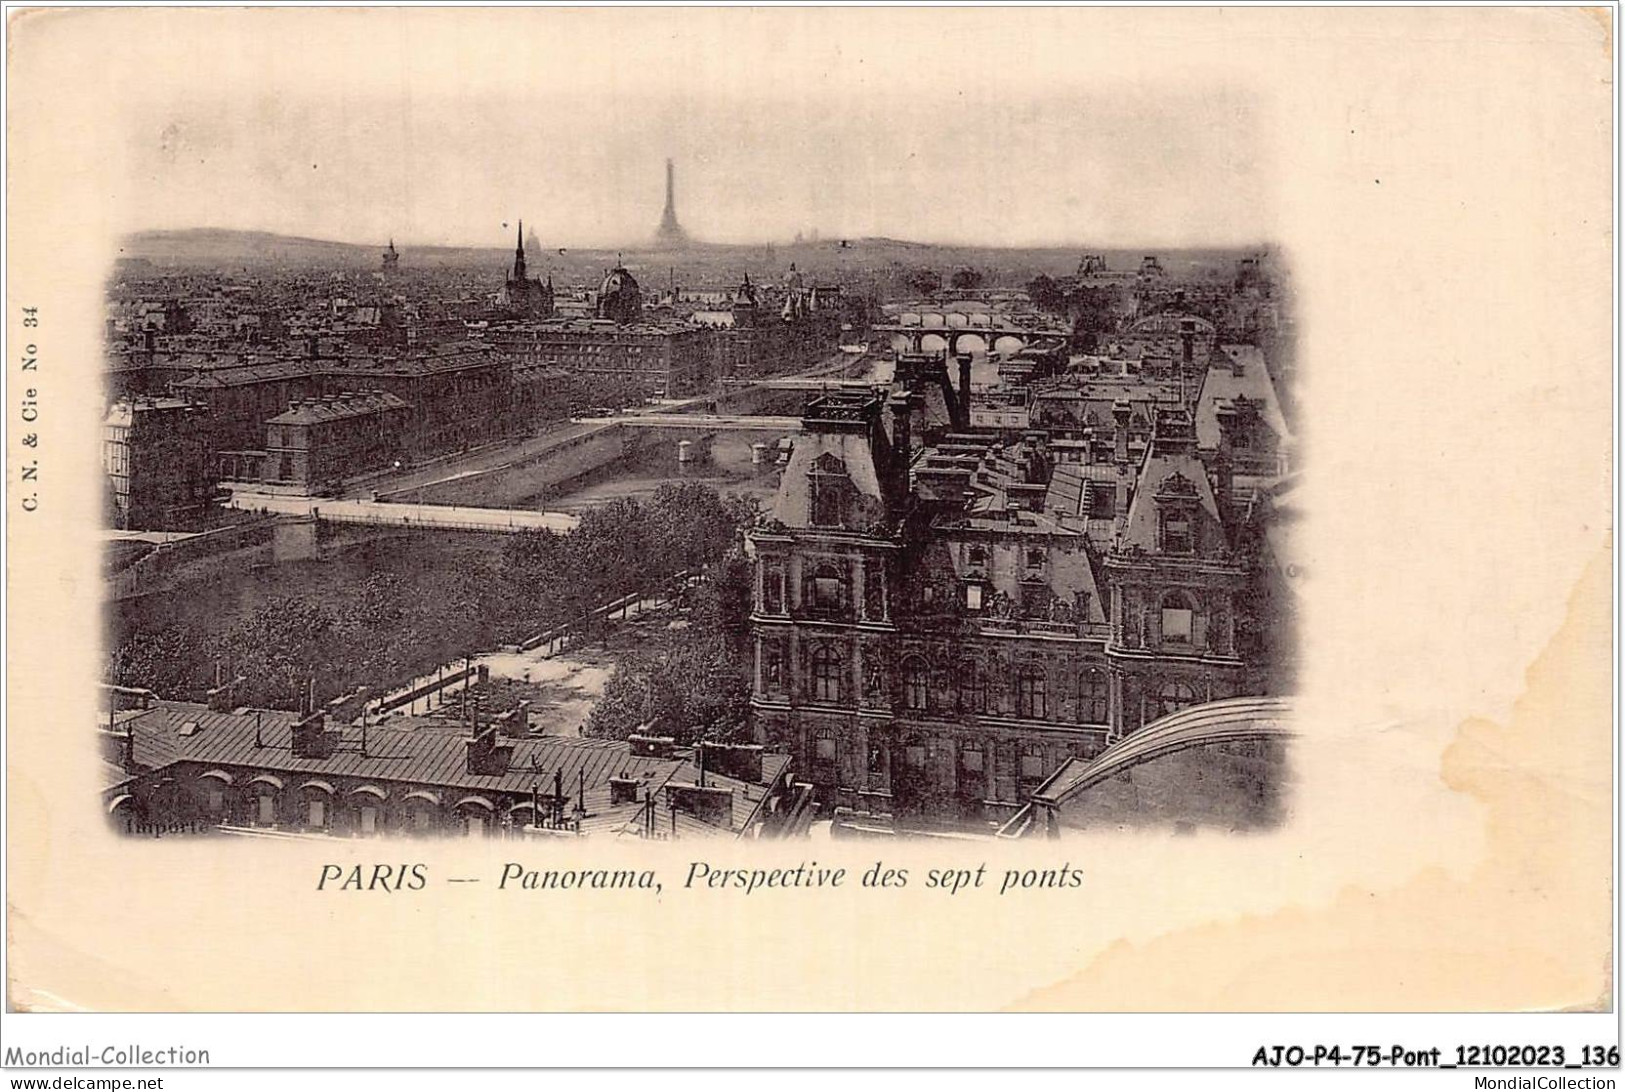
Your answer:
465;720;513;775
1112;400;1131;465
609;775;642;806
887;392;914;501
496;700;533;738
206;675;247;713
290;711;337;759
629;733;677;759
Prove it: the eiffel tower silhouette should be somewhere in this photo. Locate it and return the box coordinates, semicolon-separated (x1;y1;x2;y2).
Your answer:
655;158;688;245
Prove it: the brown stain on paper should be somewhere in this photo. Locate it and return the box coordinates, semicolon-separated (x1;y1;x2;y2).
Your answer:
1010;541;1613;1012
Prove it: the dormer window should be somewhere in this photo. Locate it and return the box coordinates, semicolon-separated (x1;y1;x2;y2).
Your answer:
1161;511;1193;554
1025;548;1046;572
809;453;851;529
964;583;984;611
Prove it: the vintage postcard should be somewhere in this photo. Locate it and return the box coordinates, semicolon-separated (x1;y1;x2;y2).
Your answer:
3;5;1614;1028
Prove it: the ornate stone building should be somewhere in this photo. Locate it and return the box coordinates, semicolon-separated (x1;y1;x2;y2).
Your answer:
746;374;1282;832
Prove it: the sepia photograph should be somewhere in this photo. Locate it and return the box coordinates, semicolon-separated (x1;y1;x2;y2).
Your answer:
100;154;1299;844
4;3;1614;1044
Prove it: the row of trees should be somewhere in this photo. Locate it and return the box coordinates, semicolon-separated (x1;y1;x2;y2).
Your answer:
107;482;760;714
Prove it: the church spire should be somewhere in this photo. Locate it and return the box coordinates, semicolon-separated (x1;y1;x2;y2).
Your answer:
512;219;527;282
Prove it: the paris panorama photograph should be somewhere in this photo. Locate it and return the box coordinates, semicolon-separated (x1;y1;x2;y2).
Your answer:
100;89;1301;845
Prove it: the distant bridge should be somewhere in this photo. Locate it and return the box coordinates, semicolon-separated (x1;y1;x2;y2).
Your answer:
874;311;1067;356
227;492;580;534
572;413;802;432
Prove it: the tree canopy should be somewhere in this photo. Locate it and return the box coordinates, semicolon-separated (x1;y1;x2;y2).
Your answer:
110;483;762;716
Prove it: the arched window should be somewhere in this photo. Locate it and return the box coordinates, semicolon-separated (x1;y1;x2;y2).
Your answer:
1079;669;1109;724
1015;667;1048;720
454;796;496;838
403;790;440;835
958;660;986;714
299;780;335;830
1154;680;1199;721
247;775;284;827
902;656;930;711
811;644;844;703
1160;591;1197;645
350;785;387;836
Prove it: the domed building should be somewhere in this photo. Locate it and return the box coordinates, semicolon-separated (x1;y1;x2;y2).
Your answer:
597;264;643;325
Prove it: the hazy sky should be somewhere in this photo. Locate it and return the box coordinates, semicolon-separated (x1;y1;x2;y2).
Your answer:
98;9;1275;250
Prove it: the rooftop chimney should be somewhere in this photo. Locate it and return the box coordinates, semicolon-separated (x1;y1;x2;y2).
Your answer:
495;700;533;738
290;711;338;759
609;775;643;806
956;352;974;429
465;721;513;775
887;392;914;500
629;733;677;759
1112;400;1132;465
206;674;247;713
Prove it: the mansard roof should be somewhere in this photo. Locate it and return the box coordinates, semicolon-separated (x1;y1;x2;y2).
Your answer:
1117;446;1227;555
1194;345;1292;449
